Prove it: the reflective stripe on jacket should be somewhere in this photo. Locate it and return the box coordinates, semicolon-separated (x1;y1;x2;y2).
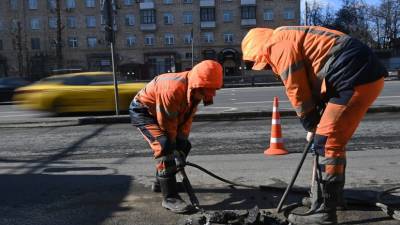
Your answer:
134;60;223;141
134;72;192;141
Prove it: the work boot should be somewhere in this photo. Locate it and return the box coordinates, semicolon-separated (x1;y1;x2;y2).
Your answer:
301;196;347;211
288;204;337;225
288;182;340;225
158;176;192;214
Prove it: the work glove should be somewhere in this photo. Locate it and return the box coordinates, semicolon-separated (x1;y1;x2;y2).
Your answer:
299;102;325;132
306;131;315;142
174;150;187;169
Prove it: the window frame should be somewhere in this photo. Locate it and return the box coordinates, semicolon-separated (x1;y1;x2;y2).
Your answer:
126;35;136;47
144;34;155;46
67;36;78;48
200;7;215;22
30;18;41;30
163;13;174;25
28;0;38;10
85;0;96;8
164;33;175;45
87;36;97;48
141;9;156;24
223;10;233;22
223;33;233;43
125;14;135;26
86;16;97;28
241;6;256;20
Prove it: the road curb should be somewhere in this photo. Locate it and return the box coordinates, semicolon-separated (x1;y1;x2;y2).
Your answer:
78;105;400;125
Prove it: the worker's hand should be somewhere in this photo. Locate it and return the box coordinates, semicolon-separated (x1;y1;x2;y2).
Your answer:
174;150;187;169
306;132;315;142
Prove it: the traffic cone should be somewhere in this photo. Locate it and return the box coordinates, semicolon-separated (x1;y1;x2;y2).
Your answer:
264;96;288;155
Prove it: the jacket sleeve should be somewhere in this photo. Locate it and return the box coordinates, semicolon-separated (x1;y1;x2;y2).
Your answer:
155;90;184;142
268;40;320;130
177;106;197;139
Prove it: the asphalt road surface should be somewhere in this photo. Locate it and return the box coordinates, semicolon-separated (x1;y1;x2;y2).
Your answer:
1;80;400;123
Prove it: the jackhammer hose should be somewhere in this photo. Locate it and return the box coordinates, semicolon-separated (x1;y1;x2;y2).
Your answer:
185;161;400;221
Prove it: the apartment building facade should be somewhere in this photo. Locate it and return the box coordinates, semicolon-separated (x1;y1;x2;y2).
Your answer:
0;0;300;80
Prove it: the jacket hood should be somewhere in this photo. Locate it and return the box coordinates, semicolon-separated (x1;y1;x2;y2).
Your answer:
241;28;274;70
187;60;223;103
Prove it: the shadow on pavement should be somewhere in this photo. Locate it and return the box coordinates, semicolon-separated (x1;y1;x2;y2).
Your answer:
0;174;132;225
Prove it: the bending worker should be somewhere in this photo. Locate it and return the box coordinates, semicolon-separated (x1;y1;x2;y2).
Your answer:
129;60;223;214
242;26;387;225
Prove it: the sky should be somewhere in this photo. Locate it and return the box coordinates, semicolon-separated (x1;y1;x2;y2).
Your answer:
315;0;381;8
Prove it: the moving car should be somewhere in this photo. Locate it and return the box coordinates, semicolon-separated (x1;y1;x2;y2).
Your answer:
0;77;30;102
13;72;147;114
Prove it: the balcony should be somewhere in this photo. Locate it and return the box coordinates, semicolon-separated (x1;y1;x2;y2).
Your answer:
200;21;216;29
241;19;256;26
140;2;154;9
241;0;256;5
140;24;156;31
200;0;215;7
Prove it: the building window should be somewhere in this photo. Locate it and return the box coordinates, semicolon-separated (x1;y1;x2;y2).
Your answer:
284;8;295;20
163;0;173;4
125;14;135;26
164;33;174;45
203;32;214;43
185;52;192;59
223;10;233;22
183;0;192;3
200;8;215;22
263;9;274;21
184;33;192;45
224;33;233;43
66;0;76;8
11;19;18;31
10;0;18;10
241;6;256;19
163;13;174;25
0;40;3;50
28;0;38;9
141;9;156;24
87;37;97;48
183;12;193;24
48;17;57;29
85;0;96;8
31;38;40;49
126;35;136;47
68;37;78;48
0;21;3;31
124;0;134;5
67;16;77;28
30;18;40;30
144;34;155;46
48;0;56;10
86;16;96;28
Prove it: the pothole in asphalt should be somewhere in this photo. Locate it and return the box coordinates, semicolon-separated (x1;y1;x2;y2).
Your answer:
181;206;287;225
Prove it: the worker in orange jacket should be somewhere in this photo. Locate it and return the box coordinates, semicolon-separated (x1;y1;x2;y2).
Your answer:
129;60;223;213
242;26;387;225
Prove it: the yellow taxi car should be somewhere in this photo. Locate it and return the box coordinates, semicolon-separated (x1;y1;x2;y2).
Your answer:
13;72;147;114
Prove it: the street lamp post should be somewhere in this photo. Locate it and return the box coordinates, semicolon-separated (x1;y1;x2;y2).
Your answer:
101;0;120;115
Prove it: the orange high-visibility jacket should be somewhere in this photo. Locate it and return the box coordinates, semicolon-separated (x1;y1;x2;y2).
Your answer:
134;60;223;141
242;26;386;118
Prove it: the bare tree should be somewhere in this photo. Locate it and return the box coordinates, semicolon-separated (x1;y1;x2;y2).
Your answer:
304;0;335;26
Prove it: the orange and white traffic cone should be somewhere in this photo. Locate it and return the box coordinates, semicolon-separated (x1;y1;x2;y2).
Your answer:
264;96;288;155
